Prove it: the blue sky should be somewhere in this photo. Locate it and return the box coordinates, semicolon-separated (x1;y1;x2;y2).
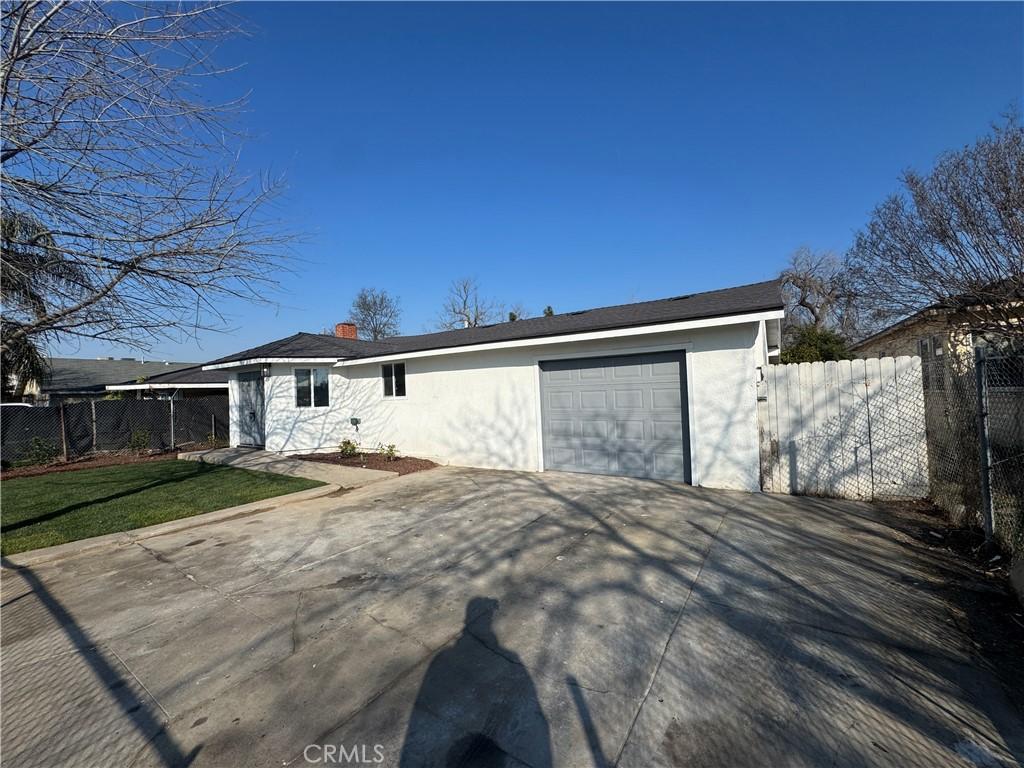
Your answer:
57;2;1023;361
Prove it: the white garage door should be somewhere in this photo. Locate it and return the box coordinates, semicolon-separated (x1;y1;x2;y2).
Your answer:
539;351;690;482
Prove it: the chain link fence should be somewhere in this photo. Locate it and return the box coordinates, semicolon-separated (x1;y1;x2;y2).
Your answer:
922;348;1024;560
1;395;228;467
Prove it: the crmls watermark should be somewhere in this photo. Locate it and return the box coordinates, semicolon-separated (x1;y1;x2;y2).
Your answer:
303;744;386;764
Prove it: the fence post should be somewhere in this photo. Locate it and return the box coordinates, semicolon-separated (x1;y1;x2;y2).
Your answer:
91;400;98;453
169;398;176;450
974;346;995;544
58;403;69;462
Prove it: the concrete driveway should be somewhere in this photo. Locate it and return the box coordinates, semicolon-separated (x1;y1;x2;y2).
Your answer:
1;467;1021;768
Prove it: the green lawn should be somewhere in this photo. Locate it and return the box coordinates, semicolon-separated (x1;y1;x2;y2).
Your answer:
1;460;323;555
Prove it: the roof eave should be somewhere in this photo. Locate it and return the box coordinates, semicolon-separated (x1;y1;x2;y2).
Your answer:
336;309;785;367
202;357;346;371
105;382;227;391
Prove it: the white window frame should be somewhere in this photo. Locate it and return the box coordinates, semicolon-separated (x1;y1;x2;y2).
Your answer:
293;366;331;409
381;362;407;399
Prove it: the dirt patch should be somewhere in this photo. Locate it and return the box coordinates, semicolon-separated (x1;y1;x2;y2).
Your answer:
0;451;180;480
882;499;1024;714
293;451;437;476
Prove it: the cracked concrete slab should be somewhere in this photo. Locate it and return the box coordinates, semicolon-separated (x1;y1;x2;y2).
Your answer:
2;467;1021;768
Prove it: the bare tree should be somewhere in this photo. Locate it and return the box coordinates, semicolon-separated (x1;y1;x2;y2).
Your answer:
0;2;291;356
779;247;858;335
502;302;529;322
846;114;1024;339
437;278;498;329
348;287;401;340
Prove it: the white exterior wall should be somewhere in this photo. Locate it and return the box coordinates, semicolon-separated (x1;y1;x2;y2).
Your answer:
227;372;241;444
238;322;762;492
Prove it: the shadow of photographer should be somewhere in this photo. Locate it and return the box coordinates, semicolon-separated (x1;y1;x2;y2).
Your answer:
399;597;551;768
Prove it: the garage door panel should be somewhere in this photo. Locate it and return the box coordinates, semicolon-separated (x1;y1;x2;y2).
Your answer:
580;421;608;438
650;360;680;377
579;367;608;381
547;391;574;410
652;420;684;440
540;351;689;482
618;451;646;474
550;447;576;465
581;449;610;471
612;364;644;379
616;420;645;440
651;387;682;409
613;389;644;408
654;452;686;476
548;419;574;437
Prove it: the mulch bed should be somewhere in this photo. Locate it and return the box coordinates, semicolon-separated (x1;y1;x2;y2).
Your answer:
0;451;181;480
294;451;437;476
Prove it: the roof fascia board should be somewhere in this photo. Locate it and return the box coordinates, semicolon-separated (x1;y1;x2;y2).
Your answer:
203;357;342;371
335;310;784;367
105;383;227;391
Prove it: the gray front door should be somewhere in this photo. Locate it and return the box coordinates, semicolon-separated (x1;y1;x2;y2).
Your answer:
539;351;690;482
237;371;265;447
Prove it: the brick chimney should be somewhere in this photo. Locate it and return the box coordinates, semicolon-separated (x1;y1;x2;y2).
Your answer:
334;322;358;339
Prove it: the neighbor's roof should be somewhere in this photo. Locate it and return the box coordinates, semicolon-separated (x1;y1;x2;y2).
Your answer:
40;357;197;393
850;279;1024;352
205;279;784;367
107;364;229;390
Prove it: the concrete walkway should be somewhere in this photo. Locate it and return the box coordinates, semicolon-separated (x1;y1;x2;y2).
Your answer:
178;447;397;487
2;468;1021;767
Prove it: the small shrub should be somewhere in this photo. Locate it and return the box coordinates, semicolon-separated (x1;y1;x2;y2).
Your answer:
128;429;151;454
377;442;398;461
338;438;360;457
17;437;60;466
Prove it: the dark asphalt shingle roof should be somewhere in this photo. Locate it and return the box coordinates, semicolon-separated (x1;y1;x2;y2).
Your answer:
205;334;395;366
109;365;229;388
41;358;198;393
206;279;783;366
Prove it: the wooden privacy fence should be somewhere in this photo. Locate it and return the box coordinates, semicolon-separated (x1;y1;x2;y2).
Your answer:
759;357;929;500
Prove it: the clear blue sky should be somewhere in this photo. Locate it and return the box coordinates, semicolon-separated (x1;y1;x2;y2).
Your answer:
57;1;1023;362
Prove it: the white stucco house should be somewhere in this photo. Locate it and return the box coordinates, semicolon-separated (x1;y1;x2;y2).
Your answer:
202;280;784;492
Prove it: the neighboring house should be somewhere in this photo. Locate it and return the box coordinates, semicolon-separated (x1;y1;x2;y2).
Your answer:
105;365;230;399
851;301;1024;373
204;280;784;492
851;306;971;363
14;358;199;405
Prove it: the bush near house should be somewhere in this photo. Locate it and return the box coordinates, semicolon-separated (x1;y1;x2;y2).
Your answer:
780;325;851;364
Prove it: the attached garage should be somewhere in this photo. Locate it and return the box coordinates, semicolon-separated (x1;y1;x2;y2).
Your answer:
539;351;690;482
209;279;784;492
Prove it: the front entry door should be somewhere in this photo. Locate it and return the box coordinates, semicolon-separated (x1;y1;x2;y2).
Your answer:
237;371;265;446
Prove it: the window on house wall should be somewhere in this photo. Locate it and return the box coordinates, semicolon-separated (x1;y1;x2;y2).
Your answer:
382;363;406;398
295;367;329;407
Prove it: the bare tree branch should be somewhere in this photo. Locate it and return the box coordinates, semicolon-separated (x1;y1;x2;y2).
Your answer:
346;287;401;340
846;113;1024;341
436;277;499;330
0;1;293;354
779;246;859;336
